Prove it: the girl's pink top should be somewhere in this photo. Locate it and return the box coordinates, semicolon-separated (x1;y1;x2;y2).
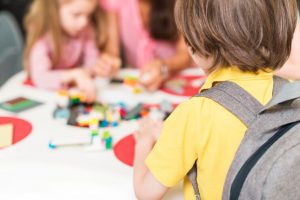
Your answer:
29;27;99;89
101;0;177;68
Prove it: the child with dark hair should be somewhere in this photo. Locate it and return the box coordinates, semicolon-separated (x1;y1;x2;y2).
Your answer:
100;0;192;91
133;0;298;199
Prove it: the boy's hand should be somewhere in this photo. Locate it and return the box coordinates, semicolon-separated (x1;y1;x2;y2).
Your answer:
139;59;168;92
61;68;97;103
134;117;163;142
92;54;121;78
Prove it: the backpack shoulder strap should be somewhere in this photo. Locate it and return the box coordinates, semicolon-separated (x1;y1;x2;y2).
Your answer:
272;76;288;96
252;79;300;133
189;81;263;199
188;77;287;200
187;165;201;200
261;80;300;112
194;81;263;127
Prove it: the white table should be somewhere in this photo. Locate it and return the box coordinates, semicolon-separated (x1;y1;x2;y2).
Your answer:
0;69;204;200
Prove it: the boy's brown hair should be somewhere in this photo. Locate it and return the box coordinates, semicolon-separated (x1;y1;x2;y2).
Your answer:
175;0;298;72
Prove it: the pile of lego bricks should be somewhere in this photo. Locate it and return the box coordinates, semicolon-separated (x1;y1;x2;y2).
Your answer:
53;89;176;129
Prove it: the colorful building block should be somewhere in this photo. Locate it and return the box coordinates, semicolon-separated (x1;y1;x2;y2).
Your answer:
0;124;13;148
105;136;113;150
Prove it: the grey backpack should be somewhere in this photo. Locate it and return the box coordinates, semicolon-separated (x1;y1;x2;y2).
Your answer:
188;77;300;200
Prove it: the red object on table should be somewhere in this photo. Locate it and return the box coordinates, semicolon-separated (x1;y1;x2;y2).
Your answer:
113;134;136;167
160;75;206;97
23;78;35;87
0;117;32;149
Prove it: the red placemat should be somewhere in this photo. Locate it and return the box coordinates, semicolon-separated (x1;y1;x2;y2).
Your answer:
113;134;135;167
0;117;32;149
161;75;206;97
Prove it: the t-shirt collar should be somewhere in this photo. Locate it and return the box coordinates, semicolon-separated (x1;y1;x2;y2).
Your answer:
200;66;274;92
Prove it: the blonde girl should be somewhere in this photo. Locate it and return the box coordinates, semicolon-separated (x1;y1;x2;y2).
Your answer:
24;0;120;102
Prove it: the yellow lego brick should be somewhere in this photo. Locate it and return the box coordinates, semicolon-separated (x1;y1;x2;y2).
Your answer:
0;124;13;148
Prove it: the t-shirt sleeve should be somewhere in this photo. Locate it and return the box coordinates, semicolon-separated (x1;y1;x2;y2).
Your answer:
29;39;65;89
145;101;198;187
99;0;121;11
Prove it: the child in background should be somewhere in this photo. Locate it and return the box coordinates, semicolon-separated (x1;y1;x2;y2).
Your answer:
133;0;297;200
100;0;192;91
24;0;120;102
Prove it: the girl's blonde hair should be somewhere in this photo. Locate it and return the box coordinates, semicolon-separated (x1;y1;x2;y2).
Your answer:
24;0;108;69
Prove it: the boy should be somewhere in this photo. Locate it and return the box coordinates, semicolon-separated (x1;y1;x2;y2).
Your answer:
133;0;298;200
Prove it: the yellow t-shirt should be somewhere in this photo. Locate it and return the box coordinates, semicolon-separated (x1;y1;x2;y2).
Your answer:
146;67;274;200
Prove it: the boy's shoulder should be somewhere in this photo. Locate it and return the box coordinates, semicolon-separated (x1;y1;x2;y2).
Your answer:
171;96;221;120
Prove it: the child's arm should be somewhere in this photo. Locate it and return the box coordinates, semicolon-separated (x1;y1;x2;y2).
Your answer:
134;118;169;199
275;21;300;80
30;40;96;102
134;136;169;199
29;40;69;89
134;102;199;199
140;37;192;91
90;12;121;78
104;12;120;57
163;36;193;73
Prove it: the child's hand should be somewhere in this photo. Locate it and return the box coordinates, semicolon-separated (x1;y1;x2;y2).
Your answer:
139;59;168;91
92;54;121;78
134;117;163;143
61;68;97;103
